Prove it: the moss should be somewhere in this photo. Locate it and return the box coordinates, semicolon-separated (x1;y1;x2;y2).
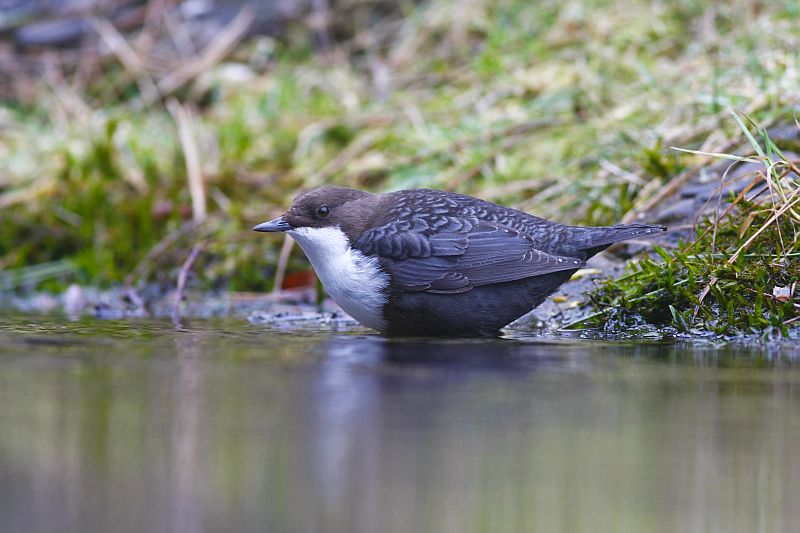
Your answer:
586;117;799;335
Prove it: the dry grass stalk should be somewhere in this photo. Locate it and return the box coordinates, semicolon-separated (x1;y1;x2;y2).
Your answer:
150;5;255;105
168;99;207;223
89;16;159;103
272;235;296;294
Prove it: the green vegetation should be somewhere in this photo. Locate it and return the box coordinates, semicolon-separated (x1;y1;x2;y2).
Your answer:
583;116;799;335
1;0;798;332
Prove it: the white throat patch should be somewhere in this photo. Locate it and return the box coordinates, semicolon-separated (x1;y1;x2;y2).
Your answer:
288;226;389;331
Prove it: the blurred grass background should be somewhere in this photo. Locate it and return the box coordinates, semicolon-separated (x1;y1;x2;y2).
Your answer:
0;0;798;298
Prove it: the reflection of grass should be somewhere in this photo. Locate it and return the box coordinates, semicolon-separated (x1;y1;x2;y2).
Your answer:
1;1;799;306
583;115;800;335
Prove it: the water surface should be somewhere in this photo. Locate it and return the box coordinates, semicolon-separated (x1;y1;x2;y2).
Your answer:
1;316;798;533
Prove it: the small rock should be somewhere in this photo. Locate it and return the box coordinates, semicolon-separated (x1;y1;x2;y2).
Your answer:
773;285;794;302
63;284;86;315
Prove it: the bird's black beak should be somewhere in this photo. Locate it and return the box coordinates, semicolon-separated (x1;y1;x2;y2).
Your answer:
253;216;292;232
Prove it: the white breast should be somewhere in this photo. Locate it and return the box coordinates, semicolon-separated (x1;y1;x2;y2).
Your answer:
288;226;389;331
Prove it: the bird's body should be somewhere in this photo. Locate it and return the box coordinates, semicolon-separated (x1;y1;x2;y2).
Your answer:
255;187;665;336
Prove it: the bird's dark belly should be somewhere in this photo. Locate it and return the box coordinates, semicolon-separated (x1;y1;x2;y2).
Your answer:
382;270;577;336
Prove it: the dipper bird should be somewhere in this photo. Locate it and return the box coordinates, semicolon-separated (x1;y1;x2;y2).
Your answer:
254;187;665;336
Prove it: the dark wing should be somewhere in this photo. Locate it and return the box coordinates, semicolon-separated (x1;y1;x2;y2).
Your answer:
356;220;585;294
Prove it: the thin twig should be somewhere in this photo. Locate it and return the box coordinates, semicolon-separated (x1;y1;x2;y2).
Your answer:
124;221;197;287
173;244;203;325
784;315;800;325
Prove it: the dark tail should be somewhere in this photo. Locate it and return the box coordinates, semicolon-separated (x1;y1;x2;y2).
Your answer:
569;223;666;259
581;223;667;249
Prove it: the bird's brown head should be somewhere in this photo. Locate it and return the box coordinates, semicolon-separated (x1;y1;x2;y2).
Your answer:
253;186;381;243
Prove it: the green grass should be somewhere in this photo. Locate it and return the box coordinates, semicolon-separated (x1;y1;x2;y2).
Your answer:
1;0;799;330
582;114;800;335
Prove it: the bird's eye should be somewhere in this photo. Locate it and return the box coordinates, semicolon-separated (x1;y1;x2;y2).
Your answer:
316;205;331;218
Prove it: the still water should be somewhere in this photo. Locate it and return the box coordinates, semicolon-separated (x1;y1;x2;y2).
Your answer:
0;316;799;533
